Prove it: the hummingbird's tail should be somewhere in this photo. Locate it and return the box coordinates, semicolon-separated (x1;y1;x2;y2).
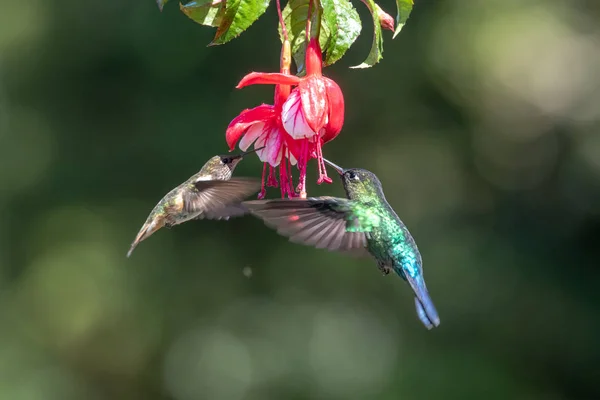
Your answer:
127;218;164;258
405;275;440;330
414;297;439;330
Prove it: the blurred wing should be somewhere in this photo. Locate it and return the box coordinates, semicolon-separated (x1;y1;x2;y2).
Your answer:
202;204;249;220
185;177;260;220
243;197;370;254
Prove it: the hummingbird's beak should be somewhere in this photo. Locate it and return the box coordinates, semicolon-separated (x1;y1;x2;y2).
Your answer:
240;146;266;158
322;158;345;175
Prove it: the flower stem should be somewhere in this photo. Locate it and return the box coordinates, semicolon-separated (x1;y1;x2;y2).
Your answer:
305;0;311;42
276;0;288;42
280;39;291;75
306;0;321;42
307;0;321;43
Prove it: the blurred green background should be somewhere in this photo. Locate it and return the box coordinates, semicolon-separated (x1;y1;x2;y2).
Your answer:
1;0;600;399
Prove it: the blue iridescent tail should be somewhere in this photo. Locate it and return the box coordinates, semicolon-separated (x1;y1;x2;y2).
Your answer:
415;296;440;330
408;277;440;329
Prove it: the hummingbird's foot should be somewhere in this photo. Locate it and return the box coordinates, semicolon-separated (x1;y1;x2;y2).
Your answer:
165;222;173;229
377;262;392;275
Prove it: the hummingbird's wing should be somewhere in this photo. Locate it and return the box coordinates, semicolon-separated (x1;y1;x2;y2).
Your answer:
243;197;373;255
185;177;260;220
200;204;249;220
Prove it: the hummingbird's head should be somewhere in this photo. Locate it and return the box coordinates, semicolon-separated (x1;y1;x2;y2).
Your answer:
217;154;244;171
322;158;383;200
211;146;267;179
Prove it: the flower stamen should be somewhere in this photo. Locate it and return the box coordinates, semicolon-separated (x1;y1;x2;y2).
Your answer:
296;139;308;198
267;166;278;187
258;163;267;199
287;152;295;197
278;148;294;198
316;138;332;184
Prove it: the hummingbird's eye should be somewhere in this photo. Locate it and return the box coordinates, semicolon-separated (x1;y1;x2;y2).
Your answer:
347;171;359;181
222;157;232;164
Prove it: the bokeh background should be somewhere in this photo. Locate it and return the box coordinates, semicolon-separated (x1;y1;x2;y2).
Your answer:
1;0;600;399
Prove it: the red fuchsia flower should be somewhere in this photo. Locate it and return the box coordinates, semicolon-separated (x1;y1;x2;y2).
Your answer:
226;43;299;199
235;37;345;196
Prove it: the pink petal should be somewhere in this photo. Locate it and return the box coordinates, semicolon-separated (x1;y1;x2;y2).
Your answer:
254;124;283;167
285;135;304;164
264;127;284;166
288;150;297;166
254;135;267;161
299;76;328;133
226;104;275;150
322;77;345;143
281;89;317;140
236;73;301;89
238;122;264;151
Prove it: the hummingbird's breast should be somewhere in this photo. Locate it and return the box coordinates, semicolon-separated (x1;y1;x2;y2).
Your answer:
364;207;399;262
366;206;423;278
163;190;199;226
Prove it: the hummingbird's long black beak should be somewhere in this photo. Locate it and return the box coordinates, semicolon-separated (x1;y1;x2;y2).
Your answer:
240;146;266;158
322;158;345;175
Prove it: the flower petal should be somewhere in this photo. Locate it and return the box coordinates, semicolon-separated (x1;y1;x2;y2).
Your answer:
238;122;264;151
264;126;284;167
282;89;317;139
299;76;328;133
226;104;275;150
252;122;284;167
236;73;301;89
284;135;303;165
322;77;345;143
254;135;268;162
288;151;297;166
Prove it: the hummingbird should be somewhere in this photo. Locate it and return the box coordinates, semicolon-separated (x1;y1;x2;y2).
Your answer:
243;158;440;329
126;147;264;258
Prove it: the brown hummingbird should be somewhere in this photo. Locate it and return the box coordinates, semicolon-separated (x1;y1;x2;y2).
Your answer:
126;147;264;257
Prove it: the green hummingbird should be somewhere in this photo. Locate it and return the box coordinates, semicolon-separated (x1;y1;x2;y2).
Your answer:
243;158;440;329
126;147;264;258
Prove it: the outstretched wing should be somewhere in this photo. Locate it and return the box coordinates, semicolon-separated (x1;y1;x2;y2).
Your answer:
243;197;375;254
184;177;260;220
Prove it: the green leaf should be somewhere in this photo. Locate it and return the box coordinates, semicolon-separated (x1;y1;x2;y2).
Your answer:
180;0;225;27
320;0;362;66
279;0;330;74
210;0;271;45
350;0;383;68
393;0;413;38
157;0;169;11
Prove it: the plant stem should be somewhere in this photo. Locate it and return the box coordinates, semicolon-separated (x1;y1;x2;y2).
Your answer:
305;0;312;42
276;0;288;42
309;0;321;41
